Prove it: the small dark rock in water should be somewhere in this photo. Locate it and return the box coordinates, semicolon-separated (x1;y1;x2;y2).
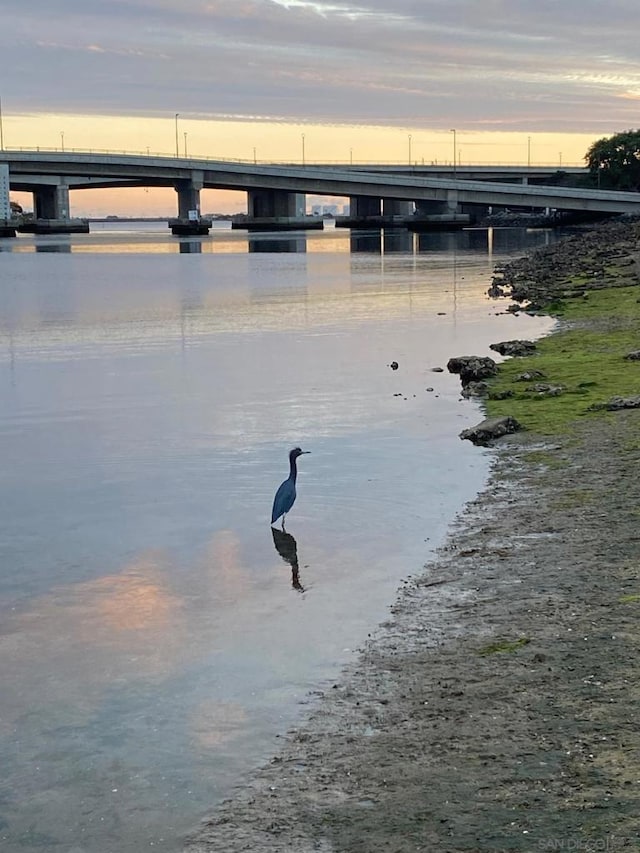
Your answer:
431;367;444;373
389;361;399;370
506;304;521;314
437;312;446;316
426;387;434;392
447;355;497;385
459;416;522;445
490;340;537;357
623;351;640;361
515;370;546;382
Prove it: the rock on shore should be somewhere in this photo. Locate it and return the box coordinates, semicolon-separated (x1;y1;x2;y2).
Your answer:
459;415;522;445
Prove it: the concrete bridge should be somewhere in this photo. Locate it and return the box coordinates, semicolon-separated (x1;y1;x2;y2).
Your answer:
1;150;638;235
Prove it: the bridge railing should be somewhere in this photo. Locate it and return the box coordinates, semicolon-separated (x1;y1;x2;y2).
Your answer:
1;146;586;169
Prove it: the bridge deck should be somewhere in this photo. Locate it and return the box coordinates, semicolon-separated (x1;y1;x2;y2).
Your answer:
2;151;638;215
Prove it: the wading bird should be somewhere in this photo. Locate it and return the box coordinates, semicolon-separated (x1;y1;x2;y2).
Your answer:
271;447;310;529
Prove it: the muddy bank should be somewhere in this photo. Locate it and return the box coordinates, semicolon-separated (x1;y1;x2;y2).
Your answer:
185;221;640;853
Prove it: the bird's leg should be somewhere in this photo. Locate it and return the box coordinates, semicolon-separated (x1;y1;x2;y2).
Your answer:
281;514;286;531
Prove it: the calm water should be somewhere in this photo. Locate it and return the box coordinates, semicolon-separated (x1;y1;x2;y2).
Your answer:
0;223;555;852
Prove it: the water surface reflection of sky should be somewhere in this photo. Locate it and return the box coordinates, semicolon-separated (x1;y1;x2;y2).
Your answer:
0;223;555;852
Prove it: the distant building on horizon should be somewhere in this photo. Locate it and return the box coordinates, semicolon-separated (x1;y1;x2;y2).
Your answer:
311;203;340;217
1;164;11;221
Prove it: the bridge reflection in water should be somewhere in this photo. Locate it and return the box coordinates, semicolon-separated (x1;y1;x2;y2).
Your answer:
0;221;555;266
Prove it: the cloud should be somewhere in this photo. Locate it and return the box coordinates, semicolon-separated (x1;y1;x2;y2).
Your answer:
2;0;639;131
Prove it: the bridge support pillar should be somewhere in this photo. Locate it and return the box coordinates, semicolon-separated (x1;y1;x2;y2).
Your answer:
383;199;414;217
407;192;470;232
336;196;385;229
459;202;490;222
249;190;304;218
170;173;211;235
233;190;319;231
34;182;70;220
1;163;17;237
415;190;461;216
350;196;381;219
337;197;418;229
19;179;89;234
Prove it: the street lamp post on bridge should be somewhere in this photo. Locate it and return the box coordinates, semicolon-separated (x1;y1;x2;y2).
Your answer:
450;129;456;175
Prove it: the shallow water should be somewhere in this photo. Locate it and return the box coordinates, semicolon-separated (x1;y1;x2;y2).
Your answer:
0;223;554;852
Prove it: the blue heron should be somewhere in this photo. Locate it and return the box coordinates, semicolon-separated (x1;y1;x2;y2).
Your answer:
271;447;310;529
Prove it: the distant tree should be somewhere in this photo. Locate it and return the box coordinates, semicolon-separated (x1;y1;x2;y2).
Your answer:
585;129;640;190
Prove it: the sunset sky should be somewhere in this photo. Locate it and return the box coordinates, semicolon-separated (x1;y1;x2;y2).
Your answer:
3;0;639;215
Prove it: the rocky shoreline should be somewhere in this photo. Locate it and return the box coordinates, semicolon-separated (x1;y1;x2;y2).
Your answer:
488;216;640;310
185;220;640;853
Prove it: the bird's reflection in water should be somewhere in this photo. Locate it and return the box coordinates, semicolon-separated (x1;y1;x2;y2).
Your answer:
271;527;305;592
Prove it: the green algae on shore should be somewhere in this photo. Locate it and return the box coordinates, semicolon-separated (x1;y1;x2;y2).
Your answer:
478;637;531;656
486;283;640;435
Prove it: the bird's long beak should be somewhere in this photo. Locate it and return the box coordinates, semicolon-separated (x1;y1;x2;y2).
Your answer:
301;450;311;454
